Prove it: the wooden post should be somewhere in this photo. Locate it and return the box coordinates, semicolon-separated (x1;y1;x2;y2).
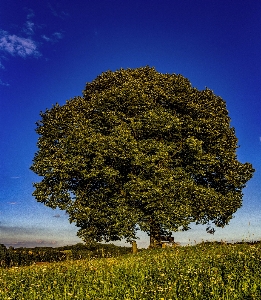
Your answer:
132;241;138;254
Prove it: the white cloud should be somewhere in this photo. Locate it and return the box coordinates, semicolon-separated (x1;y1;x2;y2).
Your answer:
0;29;40;87
0;8;64;86
0;30;40;58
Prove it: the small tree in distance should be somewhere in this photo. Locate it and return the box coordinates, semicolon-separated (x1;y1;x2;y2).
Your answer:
31;66;254;248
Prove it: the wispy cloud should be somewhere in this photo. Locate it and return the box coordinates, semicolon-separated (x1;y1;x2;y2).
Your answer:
0;60;4;69
41;31;64;43
0;225;34;235
25;8;35;20
41;34;51;42
53;32;63;39
48;3;69;19
23;21;35;36
0;79;10;86
0;7;65;87
1;239;58;248
22;9;36;36
0;30;41;58
0;224;59;248
0;30;40;85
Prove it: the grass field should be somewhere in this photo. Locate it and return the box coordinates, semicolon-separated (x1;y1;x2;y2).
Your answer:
0;242;260;299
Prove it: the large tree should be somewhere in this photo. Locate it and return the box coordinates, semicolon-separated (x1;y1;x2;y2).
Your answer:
31;66;254;247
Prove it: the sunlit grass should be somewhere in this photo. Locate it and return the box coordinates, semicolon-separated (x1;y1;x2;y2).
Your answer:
0;242;260;299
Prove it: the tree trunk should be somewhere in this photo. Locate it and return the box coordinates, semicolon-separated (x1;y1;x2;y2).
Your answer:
149;222;162;248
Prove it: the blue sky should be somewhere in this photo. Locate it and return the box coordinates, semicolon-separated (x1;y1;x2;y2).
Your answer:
0;0;260;249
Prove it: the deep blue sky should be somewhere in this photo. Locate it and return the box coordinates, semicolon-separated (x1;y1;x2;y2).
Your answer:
0;0;260;248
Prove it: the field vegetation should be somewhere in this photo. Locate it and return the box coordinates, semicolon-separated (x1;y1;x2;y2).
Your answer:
0;241;260;299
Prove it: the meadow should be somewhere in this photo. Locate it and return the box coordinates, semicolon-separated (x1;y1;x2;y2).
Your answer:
0;241;260;299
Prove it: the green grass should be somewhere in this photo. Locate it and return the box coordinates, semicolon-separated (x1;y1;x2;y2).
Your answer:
0;242;260;299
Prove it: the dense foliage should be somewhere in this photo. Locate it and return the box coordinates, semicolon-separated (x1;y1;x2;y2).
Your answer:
0;243;131;268
31;66;254;246
1;242;261;299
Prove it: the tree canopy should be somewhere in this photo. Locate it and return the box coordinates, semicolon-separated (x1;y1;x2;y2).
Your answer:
31;66;254;247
